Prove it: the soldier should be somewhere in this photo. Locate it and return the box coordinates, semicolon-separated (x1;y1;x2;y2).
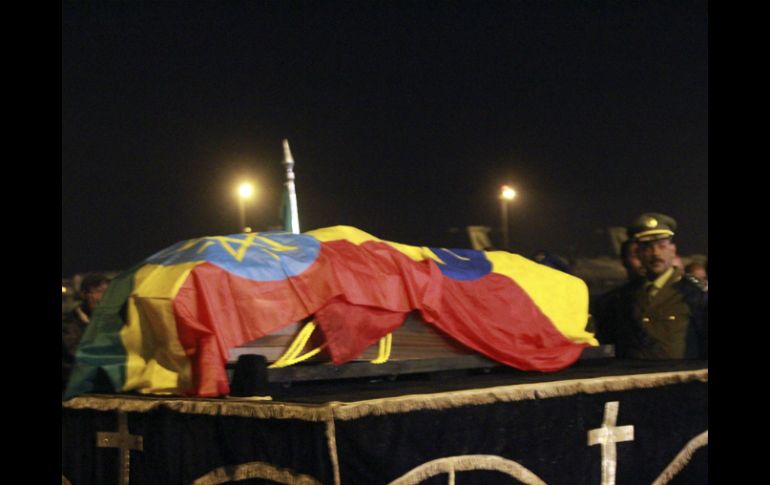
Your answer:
595;213;707;359
62;273;110;391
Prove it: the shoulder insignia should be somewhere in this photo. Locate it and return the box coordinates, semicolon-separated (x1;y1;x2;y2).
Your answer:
683;274;707;291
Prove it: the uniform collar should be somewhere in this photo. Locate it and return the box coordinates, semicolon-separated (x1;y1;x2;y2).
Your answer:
648;266;676;290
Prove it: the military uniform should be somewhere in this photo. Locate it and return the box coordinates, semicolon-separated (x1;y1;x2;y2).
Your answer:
596;269;707;359
593;213;708;359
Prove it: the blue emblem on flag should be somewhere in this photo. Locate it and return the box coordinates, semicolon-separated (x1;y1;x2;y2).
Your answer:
146;231;320;281
428;248;492;281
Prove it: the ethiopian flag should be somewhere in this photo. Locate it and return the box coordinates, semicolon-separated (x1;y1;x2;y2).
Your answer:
65;226;597;398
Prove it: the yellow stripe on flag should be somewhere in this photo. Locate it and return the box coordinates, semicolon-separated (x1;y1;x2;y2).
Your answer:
307;225;446;263
308;226;596;345
308;225;381;245
120;262;200;394
486;252;597;345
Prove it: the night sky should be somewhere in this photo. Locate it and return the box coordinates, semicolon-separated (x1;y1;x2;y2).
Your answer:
62;1;708;277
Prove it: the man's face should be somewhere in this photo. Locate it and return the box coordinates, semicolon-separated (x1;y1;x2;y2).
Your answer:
638;238;677;278
622;243;646;280
84;282;108;311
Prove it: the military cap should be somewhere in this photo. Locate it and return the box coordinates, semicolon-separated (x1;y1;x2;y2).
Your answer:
627;213;677;242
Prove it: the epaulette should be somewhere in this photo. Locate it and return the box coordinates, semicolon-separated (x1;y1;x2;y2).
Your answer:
683;273;707;291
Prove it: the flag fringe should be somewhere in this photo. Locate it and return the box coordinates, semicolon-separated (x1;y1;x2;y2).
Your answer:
331;369;707;420
63;369;706;422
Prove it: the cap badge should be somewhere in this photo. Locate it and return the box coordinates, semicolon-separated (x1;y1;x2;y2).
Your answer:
645;217;658;228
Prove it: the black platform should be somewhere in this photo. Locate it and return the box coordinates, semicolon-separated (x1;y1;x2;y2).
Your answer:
229;344;617;397
63;359;708;484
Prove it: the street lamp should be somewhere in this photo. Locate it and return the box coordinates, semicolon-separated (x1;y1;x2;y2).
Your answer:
236;181;255;233
499;185;517;250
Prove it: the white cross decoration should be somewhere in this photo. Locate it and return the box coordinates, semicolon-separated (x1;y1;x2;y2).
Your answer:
588;401;634;485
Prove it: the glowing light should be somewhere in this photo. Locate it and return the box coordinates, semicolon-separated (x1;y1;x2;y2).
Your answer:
499;184;518;250
237;182;255;199
500;185;517;201
235;181;257;233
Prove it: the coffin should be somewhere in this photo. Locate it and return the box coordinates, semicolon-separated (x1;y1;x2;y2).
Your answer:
228;312;473;365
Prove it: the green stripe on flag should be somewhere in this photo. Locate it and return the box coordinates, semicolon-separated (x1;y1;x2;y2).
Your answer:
63;263;141;399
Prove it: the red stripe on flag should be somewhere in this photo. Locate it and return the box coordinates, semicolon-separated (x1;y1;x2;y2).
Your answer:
315;300;408;364
316;240;587;371
172;260;336;396
424;272;587;371
170;239;587;396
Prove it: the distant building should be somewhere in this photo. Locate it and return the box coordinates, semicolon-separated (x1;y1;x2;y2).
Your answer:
466;226;494;250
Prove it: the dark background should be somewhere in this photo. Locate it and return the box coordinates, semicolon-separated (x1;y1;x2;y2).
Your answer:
62;1;708;277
